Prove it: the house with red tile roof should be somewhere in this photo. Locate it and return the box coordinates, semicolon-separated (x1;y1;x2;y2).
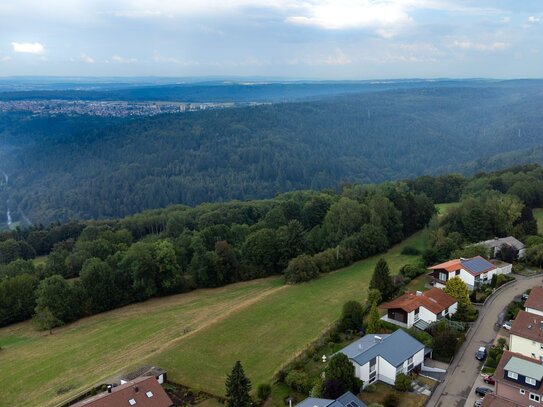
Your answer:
510;310;543;361
481;350;543;407
380;287;458;330
428;256;510;290
70;376;173;407
525;287;543;317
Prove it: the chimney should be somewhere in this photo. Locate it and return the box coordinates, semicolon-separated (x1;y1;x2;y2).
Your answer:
107;385;112;394
134;386;139;393
374;335;382;342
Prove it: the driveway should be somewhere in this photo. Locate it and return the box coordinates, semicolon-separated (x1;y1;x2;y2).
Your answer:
428;275;543;407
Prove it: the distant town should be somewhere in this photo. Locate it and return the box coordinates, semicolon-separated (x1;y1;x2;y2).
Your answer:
0;99;265;117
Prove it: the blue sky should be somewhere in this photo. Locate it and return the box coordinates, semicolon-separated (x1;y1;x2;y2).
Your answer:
0;0;541;79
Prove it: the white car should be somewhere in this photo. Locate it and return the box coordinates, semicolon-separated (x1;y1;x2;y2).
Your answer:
503;320;513;330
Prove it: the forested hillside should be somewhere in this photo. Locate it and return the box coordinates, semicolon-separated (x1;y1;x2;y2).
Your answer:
1;82;543;225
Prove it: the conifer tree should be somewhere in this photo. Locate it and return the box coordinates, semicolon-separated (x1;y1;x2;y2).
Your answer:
369;258;394;301
226;361;252;407
366;302;381;333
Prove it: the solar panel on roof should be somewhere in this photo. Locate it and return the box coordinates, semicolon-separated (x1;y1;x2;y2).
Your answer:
461;257;493;274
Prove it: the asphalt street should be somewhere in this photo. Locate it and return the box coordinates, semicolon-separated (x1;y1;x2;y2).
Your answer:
428;274;543;407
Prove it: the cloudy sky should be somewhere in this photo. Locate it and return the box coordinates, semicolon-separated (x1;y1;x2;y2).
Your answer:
0;0;541;79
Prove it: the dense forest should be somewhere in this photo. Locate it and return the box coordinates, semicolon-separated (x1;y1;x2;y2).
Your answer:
2;82;543;225
1;165;542;331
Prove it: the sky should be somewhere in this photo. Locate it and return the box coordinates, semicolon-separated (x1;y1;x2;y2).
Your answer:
0;0;541;79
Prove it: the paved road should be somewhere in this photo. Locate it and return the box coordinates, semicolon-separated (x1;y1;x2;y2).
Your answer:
429;275;543;407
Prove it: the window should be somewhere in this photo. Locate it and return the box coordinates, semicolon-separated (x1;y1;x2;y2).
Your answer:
520;389;526;395
129;400;137;406
370;357;376;373
455;270;460;275
396;365;404;375
529;393;540;402
439;272;447;282
508;371;519;380
444;308;448;315
527;377;537;386
407;356;414;371
540;343;543;350
146;391;154;398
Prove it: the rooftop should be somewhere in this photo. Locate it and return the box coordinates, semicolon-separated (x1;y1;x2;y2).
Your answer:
504;356;543;380
495;351;543;392
70;376;172;407
525;287;543;312
380;287;457;314
481;394;522;407
481;236;525;251
510;310;543;343
338;329;425;368
429;256;495;276
295;392;367;407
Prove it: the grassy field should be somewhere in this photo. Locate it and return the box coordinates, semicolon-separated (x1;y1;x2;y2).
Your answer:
534;208;543;234
0;225;432;407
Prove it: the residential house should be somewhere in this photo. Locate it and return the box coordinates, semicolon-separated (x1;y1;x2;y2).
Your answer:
337;329;428;388
380;287;458;330
510;310;543;361
482;395;522;407
481;350;543;407
428;256;511;290
524;287;543;317
120;366;167;385
70;376;173;407
480;236;526;260
295;391;367;407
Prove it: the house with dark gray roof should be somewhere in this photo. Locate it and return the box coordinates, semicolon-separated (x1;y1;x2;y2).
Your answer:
337;330;428;388
295;391;367;407
480;236;526;259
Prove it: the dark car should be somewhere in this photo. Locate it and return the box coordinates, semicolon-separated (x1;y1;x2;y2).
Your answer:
475;387;494;397
474;399;484;407
484;375;496;385
475;346;487;361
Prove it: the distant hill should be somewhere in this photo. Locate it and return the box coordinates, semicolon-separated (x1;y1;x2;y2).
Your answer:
1;80;543;225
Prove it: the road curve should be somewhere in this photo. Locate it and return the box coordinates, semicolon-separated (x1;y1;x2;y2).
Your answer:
428;274;543;407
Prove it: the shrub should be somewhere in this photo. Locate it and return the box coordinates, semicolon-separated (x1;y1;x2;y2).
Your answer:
384;394;400;407
364;384;377;393
257;383;271;401
285;370;310;393
284;254;319;284
368;404;384;407
395;373;412;392
399;263;426;280
401;246;421;256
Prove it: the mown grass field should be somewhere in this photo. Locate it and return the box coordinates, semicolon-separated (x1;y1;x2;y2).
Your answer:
0;221;432;407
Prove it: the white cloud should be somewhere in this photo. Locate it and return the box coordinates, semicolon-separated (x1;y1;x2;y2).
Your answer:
452;40;509;52
112;54;137;63
1;55;12;62
286;1;410;30
11;42;44;54
322;48;351;65
528;16;540;23
80;53;95;63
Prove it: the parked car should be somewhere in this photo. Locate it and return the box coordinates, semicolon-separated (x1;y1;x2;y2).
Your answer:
522;292;530;301
484;375;496;385
475;347;487;361
474;399;484;407
475;387;494;397
502;320;513;330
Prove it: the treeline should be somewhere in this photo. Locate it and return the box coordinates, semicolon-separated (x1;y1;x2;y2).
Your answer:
3;84;543;225
0;183;435;328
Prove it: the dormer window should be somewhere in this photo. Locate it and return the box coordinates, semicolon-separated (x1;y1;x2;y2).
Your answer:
527;377;537;386
508;371;519;380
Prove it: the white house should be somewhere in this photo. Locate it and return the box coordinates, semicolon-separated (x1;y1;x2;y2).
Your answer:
429;256;510;290
480;236;526;259
337;330;429;388
379;288;458;330
525;287;543;317
510;310;543;361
